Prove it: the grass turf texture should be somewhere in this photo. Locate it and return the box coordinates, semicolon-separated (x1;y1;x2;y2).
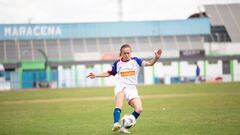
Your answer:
0;82;240;135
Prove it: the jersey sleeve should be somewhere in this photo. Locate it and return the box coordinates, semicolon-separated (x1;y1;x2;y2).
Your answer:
107;60;119;76
132;57;143;67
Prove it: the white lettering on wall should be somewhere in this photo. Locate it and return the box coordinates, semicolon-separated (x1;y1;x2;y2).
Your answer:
4;27;11;36
4;26;62;37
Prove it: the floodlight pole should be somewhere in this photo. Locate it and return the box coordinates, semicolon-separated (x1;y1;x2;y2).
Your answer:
118;0;123;21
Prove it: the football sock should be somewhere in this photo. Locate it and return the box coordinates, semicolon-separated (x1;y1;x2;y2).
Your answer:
132;111;140;119
113;108;121;123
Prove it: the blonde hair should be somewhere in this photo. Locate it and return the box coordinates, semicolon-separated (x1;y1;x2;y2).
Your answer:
119;44;132;57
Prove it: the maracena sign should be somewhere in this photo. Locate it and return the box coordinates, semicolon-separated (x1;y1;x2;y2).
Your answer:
4;26;62;37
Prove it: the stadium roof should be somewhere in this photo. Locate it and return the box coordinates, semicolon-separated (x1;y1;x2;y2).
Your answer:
204;3;240;42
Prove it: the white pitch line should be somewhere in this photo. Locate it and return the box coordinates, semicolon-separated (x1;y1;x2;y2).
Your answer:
0;92;239;105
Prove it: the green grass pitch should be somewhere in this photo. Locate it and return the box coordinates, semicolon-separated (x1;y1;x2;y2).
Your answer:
0;83;240;135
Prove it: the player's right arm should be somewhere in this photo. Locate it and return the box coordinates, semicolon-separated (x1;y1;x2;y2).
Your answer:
86;72;111;79
87;60;118;79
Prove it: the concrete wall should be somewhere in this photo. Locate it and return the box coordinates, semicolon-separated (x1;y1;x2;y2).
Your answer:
55;59;239;88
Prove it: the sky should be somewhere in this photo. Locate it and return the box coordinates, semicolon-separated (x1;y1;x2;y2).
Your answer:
0;0;239;24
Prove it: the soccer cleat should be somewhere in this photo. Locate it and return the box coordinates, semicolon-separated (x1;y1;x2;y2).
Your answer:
112;122;121;132
119;127;131;134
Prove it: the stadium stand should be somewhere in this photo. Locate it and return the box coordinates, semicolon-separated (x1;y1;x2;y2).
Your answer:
0;35;207;62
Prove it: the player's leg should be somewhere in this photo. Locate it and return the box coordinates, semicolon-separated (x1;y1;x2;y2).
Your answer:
112;91;125;131
119;97;142;134
114;91;125;123
120;86;139;133
129;97;143;120
195;75;200;84
126;86;143;120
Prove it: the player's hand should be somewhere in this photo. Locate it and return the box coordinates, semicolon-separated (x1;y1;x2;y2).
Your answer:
86;73;96;79
154;49;162;59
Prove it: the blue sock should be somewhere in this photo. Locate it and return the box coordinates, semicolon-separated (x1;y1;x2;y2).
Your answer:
132;111;140;119
113;108;121;123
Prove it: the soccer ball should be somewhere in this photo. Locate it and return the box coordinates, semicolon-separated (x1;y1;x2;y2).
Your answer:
121;114;136;129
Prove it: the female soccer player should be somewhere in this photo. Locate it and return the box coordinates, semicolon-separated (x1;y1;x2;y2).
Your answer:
87;44;162;133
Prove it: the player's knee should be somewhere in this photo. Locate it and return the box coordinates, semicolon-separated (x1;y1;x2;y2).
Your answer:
115;106;122;109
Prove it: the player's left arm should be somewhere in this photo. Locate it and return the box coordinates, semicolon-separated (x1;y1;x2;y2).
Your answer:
142;49;162;66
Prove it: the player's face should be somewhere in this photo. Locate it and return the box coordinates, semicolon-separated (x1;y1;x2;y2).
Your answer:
121;47;131;61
